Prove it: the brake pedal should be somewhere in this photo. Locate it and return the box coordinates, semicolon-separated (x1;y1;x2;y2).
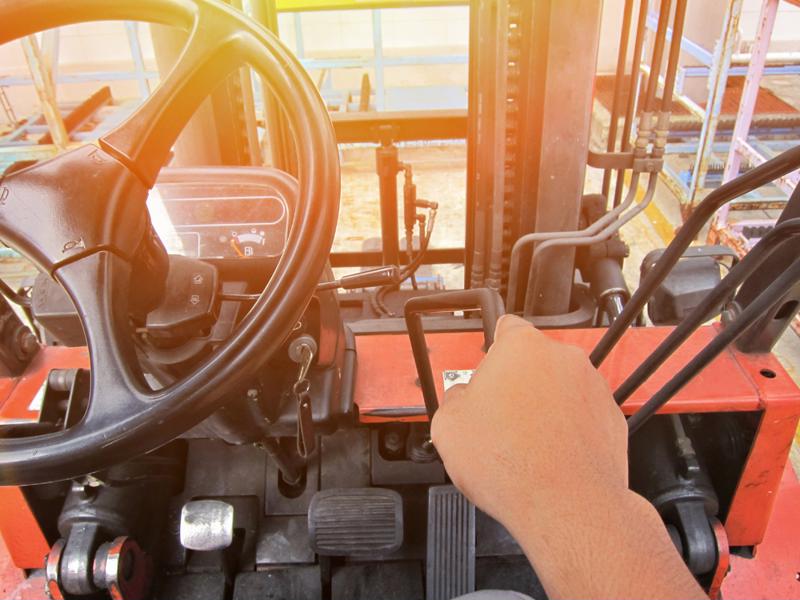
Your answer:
308;488;403;557
426;485;476;600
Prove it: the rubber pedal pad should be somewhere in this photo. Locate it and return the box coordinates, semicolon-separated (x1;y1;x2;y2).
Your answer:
308;488;403;557
426;485;476;600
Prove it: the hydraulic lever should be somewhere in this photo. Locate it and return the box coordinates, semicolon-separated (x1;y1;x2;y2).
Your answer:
404;288;505;421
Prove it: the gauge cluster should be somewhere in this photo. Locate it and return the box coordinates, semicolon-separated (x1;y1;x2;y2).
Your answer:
148;167;294;260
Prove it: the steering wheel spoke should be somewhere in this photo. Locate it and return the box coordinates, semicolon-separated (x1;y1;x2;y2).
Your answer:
0;145;150;274
55;252;150;424
100;12;246;187
0;251;154;482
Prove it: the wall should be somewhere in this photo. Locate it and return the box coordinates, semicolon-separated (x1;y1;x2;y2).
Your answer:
596;0;800;104
274;7;469;98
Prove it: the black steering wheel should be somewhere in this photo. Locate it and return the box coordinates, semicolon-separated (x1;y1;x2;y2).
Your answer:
0;0;340;485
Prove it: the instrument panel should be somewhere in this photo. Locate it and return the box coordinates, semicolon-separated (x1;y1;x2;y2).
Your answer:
148;167;295;260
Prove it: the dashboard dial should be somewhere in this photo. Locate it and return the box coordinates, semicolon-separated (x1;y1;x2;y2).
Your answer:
147;168;293;260
229;229;267;258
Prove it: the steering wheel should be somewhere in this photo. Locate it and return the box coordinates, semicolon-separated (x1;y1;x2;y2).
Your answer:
0;0;340;485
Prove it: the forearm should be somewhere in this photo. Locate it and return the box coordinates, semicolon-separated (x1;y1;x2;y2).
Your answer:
501;487;707;600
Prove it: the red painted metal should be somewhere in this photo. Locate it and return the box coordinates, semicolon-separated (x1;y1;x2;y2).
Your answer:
0;346;89;425
725;351;800;546
354;325;800;549
355;326;771;421
0;346;89;570
0;486;49;571
722;464;800;599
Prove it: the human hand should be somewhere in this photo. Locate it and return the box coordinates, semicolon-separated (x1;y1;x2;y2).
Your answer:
431;314;628;523
431;315;705;599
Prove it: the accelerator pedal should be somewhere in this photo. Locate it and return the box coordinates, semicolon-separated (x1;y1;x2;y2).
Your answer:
308;488;403;557
426;485;476;600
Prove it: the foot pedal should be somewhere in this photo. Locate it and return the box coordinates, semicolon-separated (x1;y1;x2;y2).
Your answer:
426;485;476;600
180;500;234;551
308;488;403;557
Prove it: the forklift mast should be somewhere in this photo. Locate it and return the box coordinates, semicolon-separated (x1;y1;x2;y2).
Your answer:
466;0;601;317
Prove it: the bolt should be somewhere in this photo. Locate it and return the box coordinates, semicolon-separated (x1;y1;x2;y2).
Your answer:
383;430;404;454
17;330;38;357
247;388;259;400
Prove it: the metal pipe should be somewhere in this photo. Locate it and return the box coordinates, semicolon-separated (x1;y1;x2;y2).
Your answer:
639;64;705;119
0;279;31;308
627;257;800;435
615;217;800;404
464;0;480;289
604;294;626;324
686;0;744;209
258;437;303;486
602;0;635;198
660;0;687;112
485;0;511;293
721;0;779;187
533;175;656;264
506;173;641;313
613;0;649;208
376;141;401;266
251;0;296;172
643;0;673;113
591;144;800;367
732;51;800;64
522;174;658;315
125;22;151;100
372;10;386;111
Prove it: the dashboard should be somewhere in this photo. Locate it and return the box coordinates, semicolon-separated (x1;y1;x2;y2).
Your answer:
148;167;295;260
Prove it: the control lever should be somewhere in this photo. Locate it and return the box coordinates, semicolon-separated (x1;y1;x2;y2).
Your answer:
316;265;401;291
220;266;402;303
403;289;505;421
